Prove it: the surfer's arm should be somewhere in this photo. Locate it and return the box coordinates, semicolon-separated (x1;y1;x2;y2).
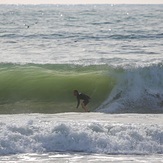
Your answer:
76;97;80;108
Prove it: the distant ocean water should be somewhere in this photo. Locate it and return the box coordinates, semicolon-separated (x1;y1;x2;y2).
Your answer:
0;4;163;162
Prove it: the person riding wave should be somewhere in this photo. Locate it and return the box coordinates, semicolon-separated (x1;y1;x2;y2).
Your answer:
73;90;91;112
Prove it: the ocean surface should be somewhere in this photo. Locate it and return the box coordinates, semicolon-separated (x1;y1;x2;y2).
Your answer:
0;4;163;162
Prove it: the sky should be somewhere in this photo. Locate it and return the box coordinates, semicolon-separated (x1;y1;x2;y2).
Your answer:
0;0;163;4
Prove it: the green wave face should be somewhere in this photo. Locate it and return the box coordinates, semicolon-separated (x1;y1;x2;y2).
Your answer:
0;64;115;113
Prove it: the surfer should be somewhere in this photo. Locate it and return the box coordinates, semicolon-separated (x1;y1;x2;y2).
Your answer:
73;90;91;112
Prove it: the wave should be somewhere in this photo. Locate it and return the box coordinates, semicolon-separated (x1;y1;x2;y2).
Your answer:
97;63;163;113
0;114;163;155
0;63;114;113
2;33;162;41
0;63;163;113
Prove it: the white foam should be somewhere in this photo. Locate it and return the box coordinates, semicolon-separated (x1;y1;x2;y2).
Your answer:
97;65;163;113
0;113;163;155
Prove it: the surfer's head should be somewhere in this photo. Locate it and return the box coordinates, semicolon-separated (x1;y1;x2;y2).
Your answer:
73;90;78;96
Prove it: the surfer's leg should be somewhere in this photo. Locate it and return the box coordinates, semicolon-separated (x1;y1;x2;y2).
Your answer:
81;100;89;112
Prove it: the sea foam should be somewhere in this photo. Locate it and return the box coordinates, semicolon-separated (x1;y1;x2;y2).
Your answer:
0;113;163;155
97;65;163;113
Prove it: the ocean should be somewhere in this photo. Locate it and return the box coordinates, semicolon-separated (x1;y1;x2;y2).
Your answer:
0;4;163;162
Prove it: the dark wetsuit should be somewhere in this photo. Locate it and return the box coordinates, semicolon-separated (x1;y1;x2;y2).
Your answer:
76;92;90;108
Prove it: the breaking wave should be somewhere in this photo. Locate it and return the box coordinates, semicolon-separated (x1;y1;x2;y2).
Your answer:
0;63;163;113
0;114;163;155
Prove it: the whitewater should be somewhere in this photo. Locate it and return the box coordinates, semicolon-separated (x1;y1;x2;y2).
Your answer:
0;113;163;162
0;4;163;162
